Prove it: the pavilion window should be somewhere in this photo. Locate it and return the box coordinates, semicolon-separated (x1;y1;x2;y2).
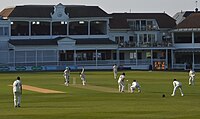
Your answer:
194;32;200;43
11;21;29;36
52;21;67;35
174;32;192;43
90;21;107;35
31;21;50;35
69;21;88;35
141;20;146;31
147;21;153;30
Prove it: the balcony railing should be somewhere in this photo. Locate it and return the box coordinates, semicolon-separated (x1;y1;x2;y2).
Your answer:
118;41;172;48
5;59;153;67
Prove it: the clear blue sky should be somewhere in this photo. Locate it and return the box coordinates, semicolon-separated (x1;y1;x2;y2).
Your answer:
0;0;199;16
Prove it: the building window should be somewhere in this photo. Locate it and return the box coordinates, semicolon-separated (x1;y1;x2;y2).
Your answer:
52;21;67;35
194;32;200;43
69;21;88;35
115;36;124;47
90;21;107;35
138;33;156;47
147;21;153;30
128;20;158;31
4;27;9;36
0;27;3;36
0;27;9;36
141;20;146;31
146;52;151;59
11;21;29;36
31;21;50;35
148;34;156;43
174;32;192;43
128;35;137;47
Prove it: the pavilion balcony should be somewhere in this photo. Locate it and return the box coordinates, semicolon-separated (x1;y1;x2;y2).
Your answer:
117;41;173;48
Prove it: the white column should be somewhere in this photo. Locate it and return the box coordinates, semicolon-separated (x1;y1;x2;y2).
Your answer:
14;50;16;67
136;50;138;66
9;21;12;36
88;21;90;35
165;49;168;70
57;50;59;66
50;21;52;37
7;50;10;65
171;49;174;69
74;49;77;66
137;34;139;47
96;49;98;69
29;21;31;37
67;22;69;35
36;50;37;66
117;48;120;66
193;51;195;70
192;32;194;46
151;50;153;68
171;32;174;44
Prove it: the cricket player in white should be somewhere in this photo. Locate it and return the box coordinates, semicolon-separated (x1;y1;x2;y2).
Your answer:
189;69;195;85
130;80;141;93
63;67;70;86
118;73;125;92
13;76;22;107
113;64;118;80
80;67;86;85
171;79;184;96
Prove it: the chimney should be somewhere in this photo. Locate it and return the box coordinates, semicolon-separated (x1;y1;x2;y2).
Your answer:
195;1;198;12
195;8;198;12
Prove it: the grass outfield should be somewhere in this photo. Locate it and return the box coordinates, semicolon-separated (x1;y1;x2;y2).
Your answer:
0;71;200;119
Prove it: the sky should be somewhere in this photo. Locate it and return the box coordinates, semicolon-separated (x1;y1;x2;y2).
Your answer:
0;0;199;17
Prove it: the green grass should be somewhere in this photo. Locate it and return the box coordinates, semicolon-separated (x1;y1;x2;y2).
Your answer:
0;71;200;119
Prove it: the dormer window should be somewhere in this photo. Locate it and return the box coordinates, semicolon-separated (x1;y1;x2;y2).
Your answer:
127;19;158;31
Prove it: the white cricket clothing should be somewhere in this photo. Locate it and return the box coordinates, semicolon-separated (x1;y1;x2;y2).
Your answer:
81;67;85;74
118;75;125;92
189;70;195;77
189;70;195;85
130;81;141;93
172;80;184;96
64;69;70;77
64;69;70;86
113;65;118;79
13;80;22;93
13;79;22;107
80;73;86;85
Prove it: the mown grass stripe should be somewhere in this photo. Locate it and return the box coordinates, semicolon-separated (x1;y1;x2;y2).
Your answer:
69;84;119;93
9;85;65;94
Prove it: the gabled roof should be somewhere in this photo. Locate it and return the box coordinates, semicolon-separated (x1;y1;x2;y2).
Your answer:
183;11;200;17
0;7;15;17
0;5;109;18
109;13;176;29
176;13;200;28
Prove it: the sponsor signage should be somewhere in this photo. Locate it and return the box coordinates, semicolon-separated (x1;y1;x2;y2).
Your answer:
0;66;10;71
31;66;43;71
15;66;26;71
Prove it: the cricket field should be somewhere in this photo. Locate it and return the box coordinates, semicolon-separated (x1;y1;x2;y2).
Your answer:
0;71;200;119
